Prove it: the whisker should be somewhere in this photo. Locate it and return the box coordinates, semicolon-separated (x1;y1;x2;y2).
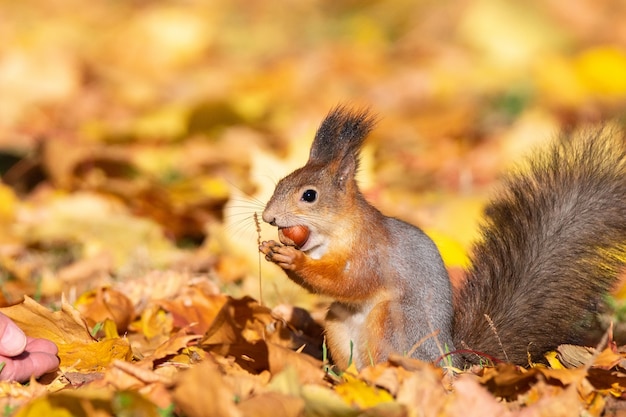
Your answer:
224;178;269;207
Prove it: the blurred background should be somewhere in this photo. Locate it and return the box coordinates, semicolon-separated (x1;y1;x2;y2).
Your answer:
1;0;626;307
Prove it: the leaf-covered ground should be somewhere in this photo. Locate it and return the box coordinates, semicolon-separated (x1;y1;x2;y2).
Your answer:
1;0;626;416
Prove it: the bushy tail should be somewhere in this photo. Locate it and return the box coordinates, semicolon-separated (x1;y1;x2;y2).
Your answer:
453;127;626;365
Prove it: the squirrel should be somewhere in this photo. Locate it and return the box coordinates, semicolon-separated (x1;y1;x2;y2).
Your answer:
259;106;626;370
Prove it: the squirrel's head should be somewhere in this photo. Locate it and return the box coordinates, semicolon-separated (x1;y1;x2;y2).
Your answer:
263;106;377;257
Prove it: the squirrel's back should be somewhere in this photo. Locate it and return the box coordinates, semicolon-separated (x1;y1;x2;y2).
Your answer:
454;127;626;365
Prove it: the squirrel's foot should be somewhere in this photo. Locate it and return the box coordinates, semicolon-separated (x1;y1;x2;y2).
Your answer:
259;240;303;271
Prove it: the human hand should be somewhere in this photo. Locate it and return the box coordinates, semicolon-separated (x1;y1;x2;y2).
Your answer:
0;312;59;382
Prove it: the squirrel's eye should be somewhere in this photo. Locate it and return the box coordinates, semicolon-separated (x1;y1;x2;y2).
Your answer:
301;189;317;203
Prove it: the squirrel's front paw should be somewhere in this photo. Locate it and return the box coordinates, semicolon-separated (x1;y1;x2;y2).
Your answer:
259;240;303;270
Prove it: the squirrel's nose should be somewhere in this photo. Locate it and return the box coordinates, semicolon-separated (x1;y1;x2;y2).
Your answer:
262;210;275;225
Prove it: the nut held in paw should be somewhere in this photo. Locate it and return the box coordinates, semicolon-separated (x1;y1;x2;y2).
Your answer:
278;225;310;248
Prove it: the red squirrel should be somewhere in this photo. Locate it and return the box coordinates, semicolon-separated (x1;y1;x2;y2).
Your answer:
259;106;626;369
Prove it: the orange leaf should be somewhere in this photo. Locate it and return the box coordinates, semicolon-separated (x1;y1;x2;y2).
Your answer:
158;288;228;335
75;287;135;333
172;360;242;417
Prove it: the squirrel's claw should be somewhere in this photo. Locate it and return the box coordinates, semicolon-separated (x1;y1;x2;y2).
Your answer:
259;240;302;270
259;240;281;256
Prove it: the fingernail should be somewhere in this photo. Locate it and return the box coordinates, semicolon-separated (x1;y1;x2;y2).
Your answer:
0;322;27;357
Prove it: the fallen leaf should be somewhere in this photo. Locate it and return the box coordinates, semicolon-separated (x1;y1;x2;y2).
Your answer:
139;328;202;366
449;376;511;417
158;288;228;335
75;287;135;333
300;384;356;416
14;388;161;417
0;296;94;345
237;392;304;417
172;359;242;417
575;46;626;99
335;371;394;409
0;296;132;372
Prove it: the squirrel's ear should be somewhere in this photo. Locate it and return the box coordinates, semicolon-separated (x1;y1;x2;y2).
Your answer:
308;106;377;178
337;153;358;190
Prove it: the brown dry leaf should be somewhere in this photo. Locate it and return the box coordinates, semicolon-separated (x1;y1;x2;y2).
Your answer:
199;295;324;383
478;364;534;400
104;359;173;392
201;296;281;345
75;287;135;333
0;296;132;372
478;364;546;400
63;372;105;387
56;252;114;288
139;328;202;366
520;384;586;417
535;366;588;387
593;347;623;369
172;359;242;417
586;367;626;396
359;365;403;397
555;344;595;368
392;361;450;415
158;287;229;335
204;337;324;385
237;392;305;417
479;362;592;403
450;376;511;417
266;343;324;385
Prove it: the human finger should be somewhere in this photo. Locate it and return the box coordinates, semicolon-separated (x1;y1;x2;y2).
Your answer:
0;313;27;357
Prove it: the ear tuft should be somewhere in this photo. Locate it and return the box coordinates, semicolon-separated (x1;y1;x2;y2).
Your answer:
308;105;377;179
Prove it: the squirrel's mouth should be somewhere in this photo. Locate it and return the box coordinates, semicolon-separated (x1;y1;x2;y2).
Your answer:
278;225;310;249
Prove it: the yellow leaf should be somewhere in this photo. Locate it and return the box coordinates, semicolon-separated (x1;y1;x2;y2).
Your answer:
0;296;132;371
102;318;121;339
544;351;564;369
133;304;173;340
424;229;470;268
575;46;626;99
59;337;132;372
0;182;17;221
0;296;94;345
14;398;75;417
133;104;188;140
301;385;355;416
335;372;394;409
